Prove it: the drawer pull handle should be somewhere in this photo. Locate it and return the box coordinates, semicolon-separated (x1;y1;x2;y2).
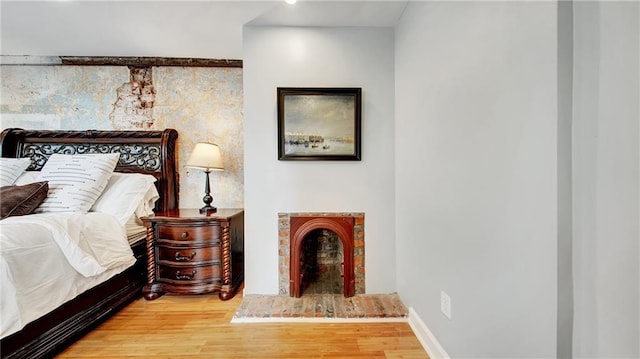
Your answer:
181;232;189;238
175;251;196;262
175;270;196;280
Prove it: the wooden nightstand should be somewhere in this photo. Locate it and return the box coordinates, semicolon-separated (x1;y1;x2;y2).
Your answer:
141;208;244;301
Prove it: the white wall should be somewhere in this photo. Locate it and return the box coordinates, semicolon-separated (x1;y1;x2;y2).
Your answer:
395;2;558;357
243;26;395;294
573;2;640;357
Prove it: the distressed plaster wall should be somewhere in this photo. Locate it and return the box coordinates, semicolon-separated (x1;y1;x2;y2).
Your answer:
153;66;244;209
0;64;244;209
1;66;128;129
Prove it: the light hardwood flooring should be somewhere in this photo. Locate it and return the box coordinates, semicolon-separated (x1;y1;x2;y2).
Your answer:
58;291;429;359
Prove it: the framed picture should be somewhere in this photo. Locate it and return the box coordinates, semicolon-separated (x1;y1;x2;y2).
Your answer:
278;87;362;161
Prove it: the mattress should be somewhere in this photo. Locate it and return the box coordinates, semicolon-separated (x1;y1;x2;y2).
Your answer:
125;214;148;246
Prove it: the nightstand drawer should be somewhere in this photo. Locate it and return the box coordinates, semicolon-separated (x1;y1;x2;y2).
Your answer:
157;245;220;264
158;224;220;241
157;264;221;284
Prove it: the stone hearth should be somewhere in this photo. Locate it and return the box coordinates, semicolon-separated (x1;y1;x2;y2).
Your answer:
232;293;408;322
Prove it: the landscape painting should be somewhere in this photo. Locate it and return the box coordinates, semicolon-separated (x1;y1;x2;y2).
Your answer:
277;87;361;161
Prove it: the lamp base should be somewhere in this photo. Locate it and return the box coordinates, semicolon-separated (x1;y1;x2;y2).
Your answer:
199;170;217;215
199;205;217;215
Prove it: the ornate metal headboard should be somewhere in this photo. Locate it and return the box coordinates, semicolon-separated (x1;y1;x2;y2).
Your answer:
0;128;179;212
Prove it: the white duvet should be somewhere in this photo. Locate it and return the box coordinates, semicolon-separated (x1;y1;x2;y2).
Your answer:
0;212;136;339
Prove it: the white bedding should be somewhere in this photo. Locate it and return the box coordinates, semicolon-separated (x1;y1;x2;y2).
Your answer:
0;212;136;339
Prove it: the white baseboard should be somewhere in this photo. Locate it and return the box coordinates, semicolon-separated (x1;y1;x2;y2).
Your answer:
408;307;451;359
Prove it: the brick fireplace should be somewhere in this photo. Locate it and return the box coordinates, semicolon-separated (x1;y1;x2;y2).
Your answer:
278;212;364;297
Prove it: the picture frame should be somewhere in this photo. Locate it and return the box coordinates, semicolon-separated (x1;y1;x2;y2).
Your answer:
277;87;362;161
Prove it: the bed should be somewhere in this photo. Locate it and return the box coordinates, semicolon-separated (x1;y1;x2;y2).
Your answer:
0;128;179;359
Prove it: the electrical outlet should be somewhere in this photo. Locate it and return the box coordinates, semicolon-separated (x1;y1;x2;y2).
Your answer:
440;290;451;319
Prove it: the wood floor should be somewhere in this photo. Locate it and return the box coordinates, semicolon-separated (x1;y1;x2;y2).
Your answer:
58;291;429;359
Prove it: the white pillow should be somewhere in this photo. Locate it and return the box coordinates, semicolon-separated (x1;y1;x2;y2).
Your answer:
136;182;160;218
91;173;158;225
0;157;31;186
35;153;119;213
14;171;40;186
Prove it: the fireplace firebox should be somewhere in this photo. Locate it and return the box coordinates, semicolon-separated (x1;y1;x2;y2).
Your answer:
278;212;364;298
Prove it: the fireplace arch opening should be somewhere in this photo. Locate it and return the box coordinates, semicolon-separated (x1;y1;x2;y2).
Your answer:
298;229;344;295
290;216;355;298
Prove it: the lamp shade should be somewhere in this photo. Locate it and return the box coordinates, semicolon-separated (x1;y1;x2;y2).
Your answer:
185;142;224;171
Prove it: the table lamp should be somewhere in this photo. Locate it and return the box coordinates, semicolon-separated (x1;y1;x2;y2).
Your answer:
185;142;224;214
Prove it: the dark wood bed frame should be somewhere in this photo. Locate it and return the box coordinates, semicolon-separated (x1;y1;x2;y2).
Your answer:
0;128;179;359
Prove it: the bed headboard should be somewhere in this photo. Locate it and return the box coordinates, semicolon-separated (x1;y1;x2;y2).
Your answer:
0;128;179;212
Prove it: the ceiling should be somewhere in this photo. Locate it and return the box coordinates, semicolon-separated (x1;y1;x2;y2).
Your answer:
0;1;408;59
